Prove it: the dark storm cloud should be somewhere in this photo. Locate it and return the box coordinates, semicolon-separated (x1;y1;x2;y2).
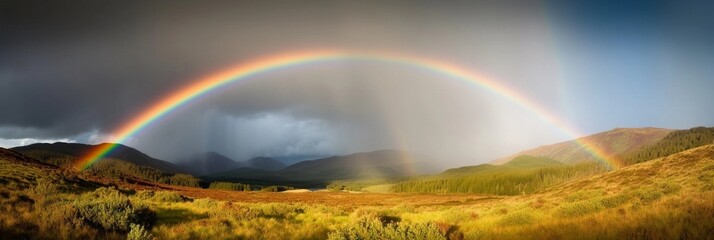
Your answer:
3;1;710;166
0;1;561;158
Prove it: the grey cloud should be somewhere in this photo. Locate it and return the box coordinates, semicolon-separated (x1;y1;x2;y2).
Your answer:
1;0;657;167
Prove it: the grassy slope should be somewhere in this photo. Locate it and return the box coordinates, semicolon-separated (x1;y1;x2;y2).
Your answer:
491;127;674;164
477;144;714;239
13;142;184;173
14;145;202;188
2;144;713;239
388;155;607;195
621;126;714;165
146;144;714;239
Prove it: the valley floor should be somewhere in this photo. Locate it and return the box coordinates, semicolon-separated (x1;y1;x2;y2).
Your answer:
175;187;502;208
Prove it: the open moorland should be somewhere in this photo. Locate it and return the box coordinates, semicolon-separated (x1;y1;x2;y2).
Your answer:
2;130;714;239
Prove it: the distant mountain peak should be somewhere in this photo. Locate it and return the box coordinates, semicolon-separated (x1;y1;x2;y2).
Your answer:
176;152;243;176
244;156;286;171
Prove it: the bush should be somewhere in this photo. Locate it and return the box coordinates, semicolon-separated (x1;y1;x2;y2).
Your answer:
600;194;630;208
633;182;680;204
134;190;155;200
36;201;84;230
328;217;446;240
635;189;663;204
151;191;186;202
499;211;534;226
556;200;604;217
254;203;304;218
30;177;62;196
127;224;153;240
192;198;218;209
72;187;156;232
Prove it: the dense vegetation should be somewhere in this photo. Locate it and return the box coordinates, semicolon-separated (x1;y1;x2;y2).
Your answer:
260;185;296;192
621;126;714;165
20;150;201;187
391;156;608;195
208;181;251;191
0;152;156;239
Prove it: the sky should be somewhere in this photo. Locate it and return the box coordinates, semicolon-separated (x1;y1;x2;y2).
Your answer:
0;0;712;168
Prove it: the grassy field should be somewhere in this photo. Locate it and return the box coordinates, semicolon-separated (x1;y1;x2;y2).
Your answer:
2;145;714;239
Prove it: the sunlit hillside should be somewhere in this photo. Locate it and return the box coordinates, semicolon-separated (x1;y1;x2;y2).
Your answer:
491;128;674;165
2;141;714;239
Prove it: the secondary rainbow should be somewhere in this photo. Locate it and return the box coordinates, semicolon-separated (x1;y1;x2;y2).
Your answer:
73;50;620;170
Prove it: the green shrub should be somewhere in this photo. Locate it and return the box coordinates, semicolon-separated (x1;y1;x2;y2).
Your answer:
328;217;446;240
207;202;259;220
72;187;156;232
556;200;604;217
499;211;534;226
134;190;155;200
564;190;604;202
633;182;680;204
635;189;663;204
36;201;84;230
658;181;681;195
151;191;186;202
600;194;630;208
254;203;304;218
192;198;218;209
127;224;153;240
30;177;62;196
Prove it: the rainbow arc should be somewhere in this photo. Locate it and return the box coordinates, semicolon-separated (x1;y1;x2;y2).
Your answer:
74;50;620;170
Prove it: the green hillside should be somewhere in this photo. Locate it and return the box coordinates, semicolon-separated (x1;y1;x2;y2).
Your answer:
492;128;673;164
13;142;184;173
391;155;607;195
386;127;712;196
620;126;714;165
14;144;201;188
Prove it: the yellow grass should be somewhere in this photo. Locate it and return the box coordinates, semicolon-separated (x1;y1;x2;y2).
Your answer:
1;145;714;239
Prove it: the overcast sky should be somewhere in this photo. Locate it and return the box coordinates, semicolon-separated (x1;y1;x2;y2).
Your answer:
1;0;712;167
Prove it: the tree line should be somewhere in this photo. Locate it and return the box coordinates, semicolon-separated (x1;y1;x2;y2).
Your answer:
620;127;714;165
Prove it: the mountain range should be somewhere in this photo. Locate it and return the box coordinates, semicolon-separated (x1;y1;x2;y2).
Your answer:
205;149;439;187
176;152;286;176
9;126;713;190
10;143;438;187
12;142;184;173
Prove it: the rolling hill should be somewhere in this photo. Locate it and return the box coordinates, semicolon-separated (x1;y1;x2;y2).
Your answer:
12;142;184;173
177;152;245;176
11;143;201;187
177;154;286;176
620;126;714;165
244;157;285;171
491;127;674;165
334;127;714;194
207;149;439;187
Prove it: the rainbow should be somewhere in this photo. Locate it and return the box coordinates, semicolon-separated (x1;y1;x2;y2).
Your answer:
73;50;620;170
